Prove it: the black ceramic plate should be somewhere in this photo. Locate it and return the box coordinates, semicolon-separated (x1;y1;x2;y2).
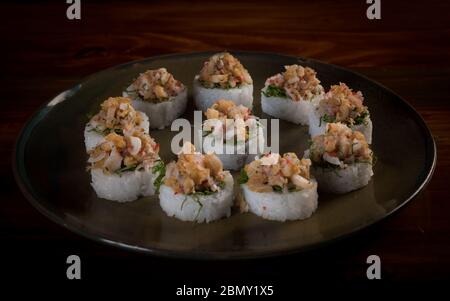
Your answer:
13;52;436;259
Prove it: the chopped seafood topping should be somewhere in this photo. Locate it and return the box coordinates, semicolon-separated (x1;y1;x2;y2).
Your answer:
241;152;313;193
204;99;256;142
88;97;144;136
199;52;253;89
264;65;324;101
309;123;373;166
127;68;185;103
318;83;369;126
87;131;160;174
205;99;251;121
164;143;227;195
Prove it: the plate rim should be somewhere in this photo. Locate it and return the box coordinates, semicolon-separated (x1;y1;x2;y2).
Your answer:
12;51;437;259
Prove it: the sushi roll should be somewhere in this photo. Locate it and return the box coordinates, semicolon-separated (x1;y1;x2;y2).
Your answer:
193;52;253;112
261;65;324;125
308;83;372;143
306;122;374;194
203;99;264;171
87;130;163;202
84;97;149;151
239;152;318;222
159;142;234;223
123;68;187;129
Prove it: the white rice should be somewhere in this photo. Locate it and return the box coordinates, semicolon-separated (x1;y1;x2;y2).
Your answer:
84;112;149;151
261;91;323;125
352;118;373;144
241;180;318;222
159;172;234;223
90;167;160;202
123;89;188;130
311;163;373;194
204;129;264;171
308;108;373;143
193;75;253;112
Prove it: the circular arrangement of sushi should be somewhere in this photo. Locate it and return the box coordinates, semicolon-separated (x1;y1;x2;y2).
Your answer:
14;51;435;257
84;52;376;224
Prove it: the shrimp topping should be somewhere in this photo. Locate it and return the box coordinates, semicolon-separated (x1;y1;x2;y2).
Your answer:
205;99;251;121
87;131;160;174
264;65;324;101
318;83;368;126
164;142;227;195
127;68;185;103
309;123;373;167
204;99;257;142
243;152;313;193
88;97;144;136
199;52;253;89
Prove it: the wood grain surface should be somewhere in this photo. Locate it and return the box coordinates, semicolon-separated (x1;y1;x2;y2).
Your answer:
1;0;450;286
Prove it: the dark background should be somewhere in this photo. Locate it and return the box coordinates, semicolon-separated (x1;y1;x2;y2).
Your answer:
1;0;450;289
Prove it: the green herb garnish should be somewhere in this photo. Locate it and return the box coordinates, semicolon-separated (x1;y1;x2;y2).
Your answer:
115;164;138;175
152;159;166;193
189;182;224;196
319;114;336;127
272;185;283;193
314;160;342;177
189;194;204;220
191;190;214;196
193;196;203;220
181;197;188;210
288;185;299;192
88;127;106;135
217;181;225;189
199;80;240;90
89;127;123;136
223;82;238;89
178;180;226;219
111;128;123;135
262;85;287;98
179;194;204;220
353;111;369;125
238;169;249;184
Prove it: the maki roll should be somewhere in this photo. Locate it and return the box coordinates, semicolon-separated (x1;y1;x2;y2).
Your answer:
123;68;187;129
87;130;163;202
203;99;264;170
159;143;234;223
193;52;253;112
84;97;149;151
261;65;324;125
306;123;374;194
239;152;318;222
308;83;372;143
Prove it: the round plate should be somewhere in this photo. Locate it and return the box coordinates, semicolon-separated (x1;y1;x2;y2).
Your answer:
13;52;436;259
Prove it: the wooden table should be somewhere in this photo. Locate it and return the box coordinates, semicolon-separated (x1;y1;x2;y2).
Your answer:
1;0;449;287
